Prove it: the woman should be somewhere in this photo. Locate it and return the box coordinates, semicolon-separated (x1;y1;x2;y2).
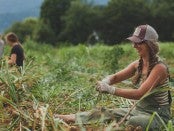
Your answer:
56;25;171;130
5;32;25;67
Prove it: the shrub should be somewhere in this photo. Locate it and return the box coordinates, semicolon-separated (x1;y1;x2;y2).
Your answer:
103;45;124;73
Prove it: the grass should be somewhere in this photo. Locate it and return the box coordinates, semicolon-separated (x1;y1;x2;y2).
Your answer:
0;40;174;130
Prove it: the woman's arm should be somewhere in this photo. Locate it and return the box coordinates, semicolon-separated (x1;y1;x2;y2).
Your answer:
8;54;17;65
109;60;138;85
114;63;168;100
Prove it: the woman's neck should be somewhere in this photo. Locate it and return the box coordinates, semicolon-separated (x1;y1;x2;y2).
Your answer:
142;55;149;65
11;42;18;47
141;56;149;75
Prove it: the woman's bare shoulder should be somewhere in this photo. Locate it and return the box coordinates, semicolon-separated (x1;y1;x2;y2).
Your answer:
152;63;168;76
153;62;168;72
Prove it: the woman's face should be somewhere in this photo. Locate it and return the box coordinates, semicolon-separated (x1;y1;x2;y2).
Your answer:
5;38;12;46
132;42;149;57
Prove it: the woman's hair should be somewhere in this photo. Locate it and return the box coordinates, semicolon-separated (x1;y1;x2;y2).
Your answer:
5;32;19;43
132;41;160;85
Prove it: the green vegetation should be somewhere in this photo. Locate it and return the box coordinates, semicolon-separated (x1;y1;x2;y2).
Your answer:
5;0;174;45
0;41;174;130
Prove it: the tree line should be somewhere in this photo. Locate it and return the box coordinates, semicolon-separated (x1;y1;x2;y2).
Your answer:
4;0;174;45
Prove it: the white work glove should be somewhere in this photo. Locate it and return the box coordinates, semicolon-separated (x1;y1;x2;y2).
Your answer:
101;75;113;85
96;81;116;94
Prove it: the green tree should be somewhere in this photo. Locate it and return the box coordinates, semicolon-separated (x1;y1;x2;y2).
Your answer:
32;19;56;44
40;0;73;36
4;17;38;43
150;0;174;41
58;1;102;44
99;0;152;44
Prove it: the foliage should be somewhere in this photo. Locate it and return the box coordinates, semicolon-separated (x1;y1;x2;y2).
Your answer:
103;45;124;73
32;19;57;44
150;0;174;41
4;17;38;43
4;0;174;45
40;0;73;35
58;1;102;44
159;42;174;78
1;40;174;130
0;58;45;129
99;0;151;44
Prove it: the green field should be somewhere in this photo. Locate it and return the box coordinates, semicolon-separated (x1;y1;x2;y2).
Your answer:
0;40;174;130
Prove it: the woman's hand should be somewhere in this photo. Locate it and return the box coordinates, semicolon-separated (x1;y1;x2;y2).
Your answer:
101;75;112;85
96;81;116;94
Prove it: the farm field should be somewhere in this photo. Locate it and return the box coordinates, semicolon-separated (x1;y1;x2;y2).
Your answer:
0;40;174;130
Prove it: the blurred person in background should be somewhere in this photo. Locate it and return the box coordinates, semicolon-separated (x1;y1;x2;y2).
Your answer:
5;32;25;67
0;34;5;58
55;25;172;130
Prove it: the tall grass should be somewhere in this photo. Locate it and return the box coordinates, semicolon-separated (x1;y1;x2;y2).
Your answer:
0;40;174;130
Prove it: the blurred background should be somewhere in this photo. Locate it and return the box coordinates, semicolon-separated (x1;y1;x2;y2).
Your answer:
0;0;174;45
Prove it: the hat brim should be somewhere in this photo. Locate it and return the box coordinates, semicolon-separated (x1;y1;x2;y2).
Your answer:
126;35;142;43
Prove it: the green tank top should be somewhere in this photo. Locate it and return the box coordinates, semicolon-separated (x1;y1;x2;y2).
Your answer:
135;62;172;115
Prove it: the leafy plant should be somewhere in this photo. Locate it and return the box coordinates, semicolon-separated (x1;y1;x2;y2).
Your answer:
0;42;174;130
103;45;124;73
